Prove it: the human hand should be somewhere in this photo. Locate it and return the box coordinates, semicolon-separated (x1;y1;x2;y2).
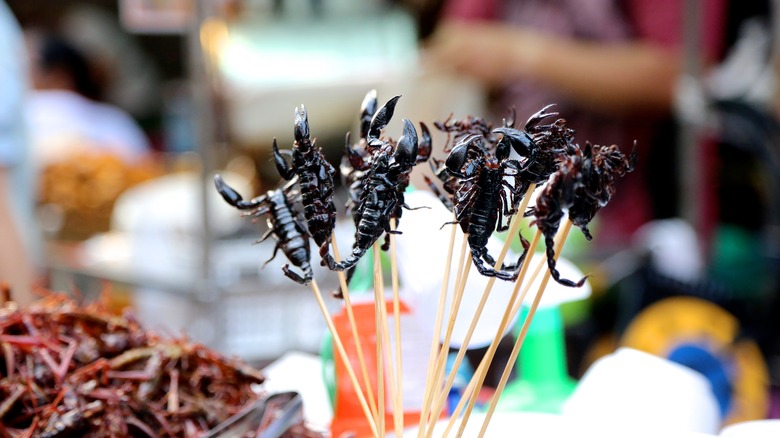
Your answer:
422;21;545;86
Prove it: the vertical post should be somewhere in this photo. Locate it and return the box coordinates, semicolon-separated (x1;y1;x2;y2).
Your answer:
677;0;703;255
187;0;220;345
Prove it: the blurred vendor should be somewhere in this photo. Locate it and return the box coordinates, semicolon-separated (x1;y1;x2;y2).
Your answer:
25;32;151;166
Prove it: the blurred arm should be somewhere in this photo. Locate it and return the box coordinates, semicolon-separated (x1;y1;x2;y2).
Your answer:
0;169;33;305
425;22;681;115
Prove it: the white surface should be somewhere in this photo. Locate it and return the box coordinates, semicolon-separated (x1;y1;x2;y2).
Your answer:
402;412;717;438
262;351;333;431
110;170;250;237
719;420;780;438
563;348;721;435
633;218;703;283
395;190;590;350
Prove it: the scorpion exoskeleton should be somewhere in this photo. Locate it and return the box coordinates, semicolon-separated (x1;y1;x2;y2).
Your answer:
493;104;577;211
530;141;636;286
325;97;424;283
428;134;531;281
214;175;313;285
434;107;515;152
273;105;337;261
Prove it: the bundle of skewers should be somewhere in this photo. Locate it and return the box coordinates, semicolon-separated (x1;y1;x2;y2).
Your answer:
0;290;322;437
215;90;636;437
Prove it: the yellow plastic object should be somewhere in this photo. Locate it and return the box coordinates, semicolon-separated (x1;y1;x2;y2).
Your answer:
621;297;770;425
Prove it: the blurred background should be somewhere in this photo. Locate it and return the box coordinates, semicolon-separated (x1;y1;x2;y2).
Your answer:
1;0;779;431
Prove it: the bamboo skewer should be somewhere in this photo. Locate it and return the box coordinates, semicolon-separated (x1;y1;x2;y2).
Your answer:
453;227;542;437
373;245;386;438
423;238;471;436
425;206;529;437
478;220;575;438
417;218;459;438
330;234;379;423
390;219;405;435
438;353;490;437
310;280;379;437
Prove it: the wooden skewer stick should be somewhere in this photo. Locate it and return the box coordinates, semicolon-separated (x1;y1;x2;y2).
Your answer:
417;218;458;438
453;227;542;437
425;193;532;437
478;219;574;438
331;233;379;422
423;237;471;436
375;241;401;438
438;353;491;438
373;245;386;438
310;279;379;437
389;218;405;434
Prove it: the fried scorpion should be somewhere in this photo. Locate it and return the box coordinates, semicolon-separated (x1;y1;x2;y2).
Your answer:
214;175;313;285
273;105;337;260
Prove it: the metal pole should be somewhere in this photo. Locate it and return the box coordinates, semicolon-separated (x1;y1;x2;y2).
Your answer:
188;1;217;303
677;0;703;252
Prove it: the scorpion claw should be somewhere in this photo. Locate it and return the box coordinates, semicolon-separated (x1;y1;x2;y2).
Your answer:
395;118;419;166
416;122;432;163
294;105;310;146
368;95;401;146
360;89;379;139
524;104;558;131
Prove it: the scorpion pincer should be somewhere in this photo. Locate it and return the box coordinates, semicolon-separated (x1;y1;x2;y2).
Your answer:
273;105;337;260
214;175;313;285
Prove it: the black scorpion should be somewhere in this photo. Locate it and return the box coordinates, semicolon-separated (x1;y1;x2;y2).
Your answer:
428;134;530;280
530;141;636;286
214;175;313;285
325;101;422;281
273;105;337;260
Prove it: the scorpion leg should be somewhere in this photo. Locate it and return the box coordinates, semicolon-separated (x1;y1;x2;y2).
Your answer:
472;247;517;281
254;227;274;244
282;262;313;285
272;139;296;180
263;241;282;268
424;176;455;211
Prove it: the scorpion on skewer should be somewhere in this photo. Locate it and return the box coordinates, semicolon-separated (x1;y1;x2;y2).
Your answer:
530;141;637;287
342;91;432;221
493;104;577;211
214;175;313;285
273;105;337;261
325;95;427;283
427;134;531;280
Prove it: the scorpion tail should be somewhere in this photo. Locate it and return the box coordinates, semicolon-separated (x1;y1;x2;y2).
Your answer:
214;175;264;210
282;263;313;285
544;234;588;288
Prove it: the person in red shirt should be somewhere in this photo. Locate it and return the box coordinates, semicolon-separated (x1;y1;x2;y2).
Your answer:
424;0;728;252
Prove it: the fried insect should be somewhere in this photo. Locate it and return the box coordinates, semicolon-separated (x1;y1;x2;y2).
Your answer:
428;135;530;280
493;104;577;210
325;98;422;281
273;106;337;260
531;141;636;286
214;175;313;285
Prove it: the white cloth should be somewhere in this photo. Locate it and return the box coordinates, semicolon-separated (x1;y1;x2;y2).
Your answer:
27;90;150;165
